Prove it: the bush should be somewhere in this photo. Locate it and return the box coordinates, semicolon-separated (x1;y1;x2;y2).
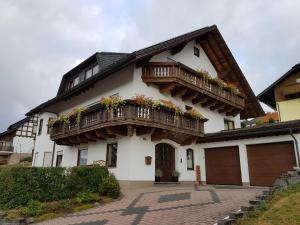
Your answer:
68;166;109;194
0;166;109;209
20;200;42;217
20;156;33;162
74;192;98;204
99;174;120;198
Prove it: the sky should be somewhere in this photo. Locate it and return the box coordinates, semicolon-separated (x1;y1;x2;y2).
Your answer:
0;0;299;131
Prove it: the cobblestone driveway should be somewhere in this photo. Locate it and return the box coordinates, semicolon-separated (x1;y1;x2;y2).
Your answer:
36;185;265;225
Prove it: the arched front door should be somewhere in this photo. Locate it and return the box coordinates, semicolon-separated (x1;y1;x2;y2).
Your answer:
155;143;175;182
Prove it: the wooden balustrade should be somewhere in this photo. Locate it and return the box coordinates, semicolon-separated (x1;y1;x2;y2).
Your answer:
50;103;205;145
142;62;245;113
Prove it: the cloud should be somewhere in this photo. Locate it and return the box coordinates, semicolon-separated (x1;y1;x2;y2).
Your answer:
0;0;299;130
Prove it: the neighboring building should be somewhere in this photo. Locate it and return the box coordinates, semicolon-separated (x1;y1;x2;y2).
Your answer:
0;116;38;165
242;112;279;127
258;64;300;122
26;25;299;187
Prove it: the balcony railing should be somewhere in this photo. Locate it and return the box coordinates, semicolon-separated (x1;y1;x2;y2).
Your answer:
0;145;14;153
51;102;206;143
142;62;245;110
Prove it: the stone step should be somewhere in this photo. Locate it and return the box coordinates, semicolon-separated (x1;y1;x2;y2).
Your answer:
217;218;236;225
256;195;270;200
262;190;272;195
249;199;261;205
229;211;245;219
241;205;255;212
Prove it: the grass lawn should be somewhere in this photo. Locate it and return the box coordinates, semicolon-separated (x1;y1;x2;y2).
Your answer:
237;183;300;225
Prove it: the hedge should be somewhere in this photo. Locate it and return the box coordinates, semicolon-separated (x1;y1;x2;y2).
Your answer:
0;166;109;209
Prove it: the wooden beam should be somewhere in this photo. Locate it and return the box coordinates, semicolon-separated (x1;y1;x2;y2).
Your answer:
180;136;198;146
159;83;176;93
202;99;217;108
192;96;209;105
219;106;234;114
127;125;134;137
106;127;127;136
182;91;198;101
136;127;155;136
210;102;225;111
171;86;188;97
68;137;79;145
76;136;88;143
95;130;116;139
151;129;169;142
226;109;241;117
85;133;97;142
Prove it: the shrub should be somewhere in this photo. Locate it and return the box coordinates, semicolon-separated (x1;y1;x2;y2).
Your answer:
99;174;120;199
20;156;32;162
67;166;109;194
0;166;109;209
20;200;42;217
74;191;98;204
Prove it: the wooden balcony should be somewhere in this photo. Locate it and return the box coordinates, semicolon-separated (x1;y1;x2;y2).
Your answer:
283;83;300;97
142;62;245;116
0;145;13;154
51;102;206;146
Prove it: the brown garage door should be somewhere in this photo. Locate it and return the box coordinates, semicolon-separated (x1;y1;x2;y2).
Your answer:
205;146;242;185
247;141;296;186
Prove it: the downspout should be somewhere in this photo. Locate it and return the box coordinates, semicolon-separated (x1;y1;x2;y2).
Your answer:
289;129;300;167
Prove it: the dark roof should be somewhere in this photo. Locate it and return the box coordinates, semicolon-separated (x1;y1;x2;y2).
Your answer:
258;63;300;109
27;25;263;118
0;117;29;137
198;119;300;143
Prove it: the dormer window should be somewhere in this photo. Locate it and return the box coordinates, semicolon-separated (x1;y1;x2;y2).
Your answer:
93;65;99;75
68;80;74;89
86;68;92;79
296;78;300;84
74;76;79;86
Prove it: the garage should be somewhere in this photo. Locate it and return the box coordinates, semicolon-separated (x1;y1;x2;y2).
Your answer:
205;146;242;185
247;141;296;186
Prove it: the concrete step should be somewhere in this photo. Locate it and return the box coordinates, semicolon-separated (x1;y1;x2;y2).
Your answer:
229;211;245;219
249;199;261;205
256;195;270;200
241;205;255;212
217;218;236;225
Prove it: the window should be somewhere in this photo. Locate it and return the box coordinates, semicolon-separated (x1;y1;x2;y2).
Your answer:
77;148;88;165
56;151;63;167
186;149;194;170
86;68;92;79
33;152;39;166
74;76;80;86
106;143;118;167
296;78;300;84
43;152;52;167
224;119;235;130
68;80;74;89
79;72;85;82
47;117;54;134
38;119;43;135
92;64;99;75
194;47;200;57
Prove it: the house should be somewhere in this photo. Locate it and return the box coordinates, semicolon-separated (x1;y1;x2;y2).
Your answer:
242;112;279;127
26;25;300;187
0;116;38;165
258;64;300;122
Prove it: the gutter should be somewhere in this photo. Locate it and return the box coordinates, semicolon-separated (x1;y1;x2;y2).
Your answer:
289;129;300;167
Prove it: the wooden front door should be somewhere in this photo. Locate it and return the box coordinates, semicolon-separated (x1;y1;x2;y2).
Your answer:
155;143;175;182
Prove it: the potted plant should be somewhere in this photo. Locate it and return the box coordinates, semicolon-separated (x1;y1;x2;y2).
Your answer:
155;169;163;182
171;170;180;182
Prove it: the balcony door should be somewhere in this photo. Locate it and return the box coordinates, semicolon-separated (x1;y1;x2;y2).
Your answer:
155;143;175;182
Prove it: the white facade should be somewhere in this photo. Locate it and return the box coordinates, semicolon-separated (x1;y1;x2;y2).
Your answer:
31;39;300;186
